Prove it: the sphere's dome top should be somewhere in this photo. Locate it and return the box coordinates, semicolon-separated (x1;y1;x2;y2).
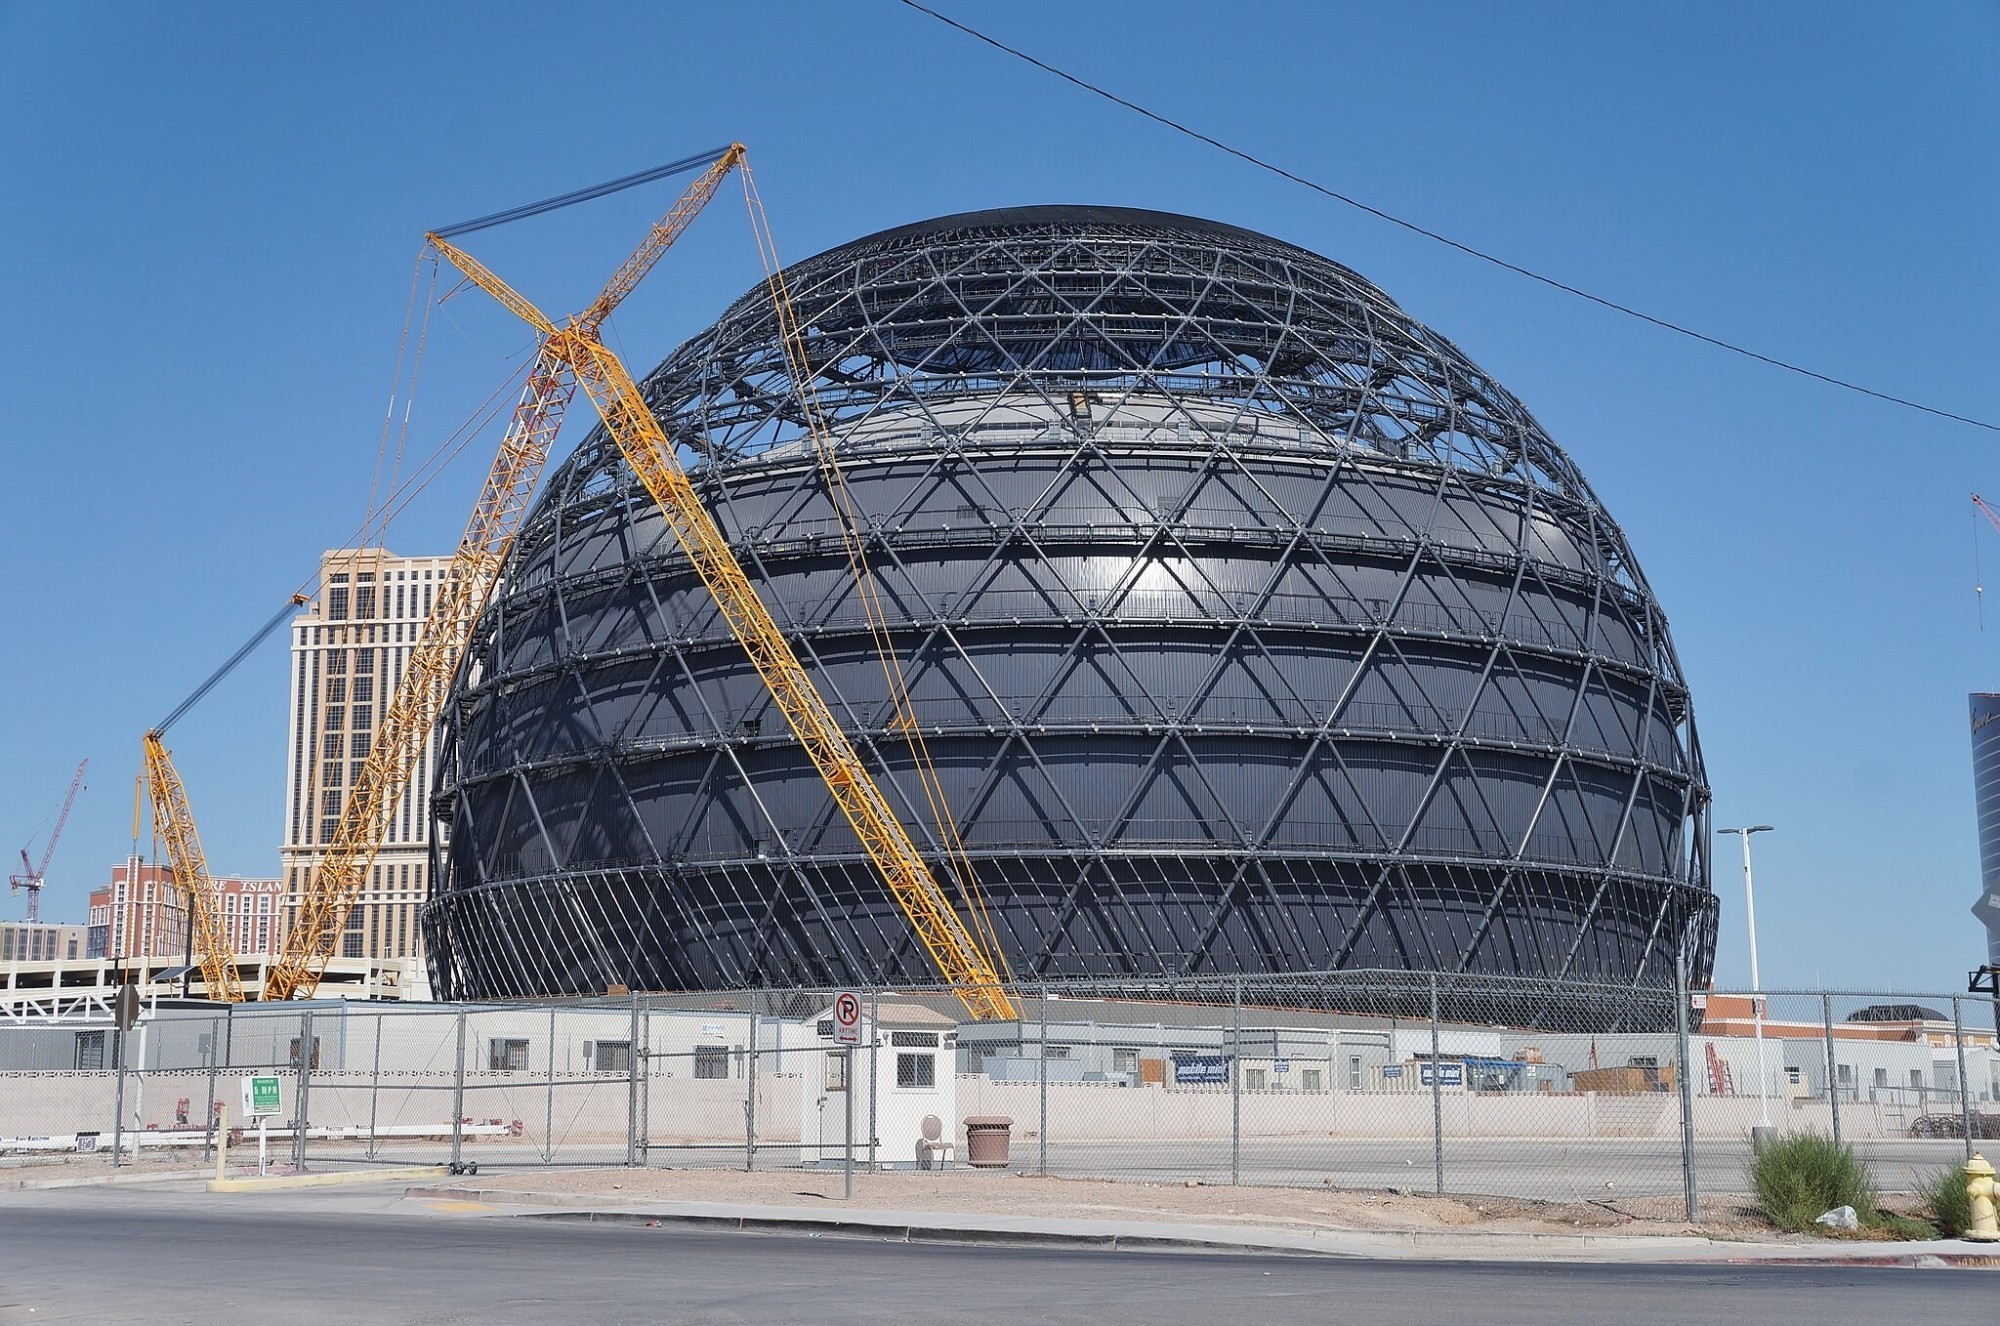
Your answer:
584;202;1599;517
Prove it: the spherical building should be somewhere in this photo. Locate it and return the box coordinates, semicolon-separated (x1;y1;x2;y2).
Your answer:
420;206;1717;1017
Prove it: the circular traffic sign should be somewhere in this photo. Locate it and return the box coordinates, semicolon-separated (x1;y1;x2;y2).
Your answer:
834;991;861;1028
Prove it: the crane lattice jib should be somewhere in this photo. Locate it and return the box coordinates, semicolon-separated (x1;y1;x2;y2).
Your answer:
141;734;244;1002
261;347;574;1000
581;144;747;333
264;148;746;1002
561;332;1018;1022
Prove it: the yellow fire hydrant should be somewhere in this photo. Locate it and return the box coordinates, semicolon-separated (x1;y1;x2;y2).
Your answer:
1966;1153;2000;1241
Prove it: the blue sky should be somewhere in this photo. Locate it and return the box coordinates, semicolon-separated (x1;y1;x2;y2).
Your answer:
1;2;1993;995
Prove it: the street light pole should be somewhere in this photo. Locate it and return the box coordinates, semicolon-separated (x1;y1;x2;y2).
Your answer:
1718;825;1775;1135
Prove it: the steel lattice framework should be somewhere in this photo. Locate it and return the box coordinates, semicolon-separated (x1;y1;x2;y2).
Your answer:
420;206;1717;1025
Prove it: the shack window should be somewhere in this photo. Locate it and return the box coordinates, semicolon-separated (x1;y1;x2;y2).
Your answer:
896;1052;935;1089
489;1039;529;1071
694;1046;730;1079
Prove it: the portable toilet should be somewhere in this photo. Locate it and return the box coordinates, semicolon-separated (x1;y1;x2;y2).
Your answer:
800;997;960;1167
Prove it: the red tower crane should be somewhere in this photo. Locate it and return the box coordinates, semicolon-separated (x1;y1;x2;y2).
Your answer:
11;759;88;924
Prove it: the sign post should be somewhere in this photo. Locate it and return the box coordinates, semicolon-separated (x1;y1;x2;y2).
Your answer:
241;1075;281;1175
833;992;860;1199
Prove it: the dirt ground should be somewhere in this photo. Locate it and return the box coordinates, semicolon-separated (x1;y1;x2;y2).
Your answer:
426;1164;1812;1242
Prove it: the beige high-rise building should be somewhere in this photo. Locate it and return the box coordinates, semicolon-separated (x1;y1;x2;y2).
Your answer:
281;547;451;967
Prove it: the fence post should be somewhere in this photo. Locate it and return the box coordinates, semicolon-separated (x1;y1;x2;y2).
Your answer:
1037;987;1049;1177
366;1009;383;1162
204;1015;221;1164
451;1006;467;1169
544;1003;557;1164
867;989;880;1170
292;1008;314;1172
1956;997;1976;1161
745;992;759;1172
1820;992;1841;1150
1676;948;1698;1225
112;1026;126;1168
1429;974;1444;1196
1231;976;1242;1187
625;995;641;1167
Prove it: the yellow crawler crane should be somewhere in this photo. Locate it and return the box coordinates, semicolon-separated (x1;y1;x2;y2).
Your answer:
264;148;746;1001
430;162;1015;1020
142;594;308;1001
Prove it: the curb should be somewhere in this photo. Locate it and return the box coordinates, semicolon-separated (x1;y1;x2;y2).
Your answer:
527;1208;1310;1258
2;1168;211;1193
208;1165;451;1193
405;1185;2000;1267
525;1210;2000;1267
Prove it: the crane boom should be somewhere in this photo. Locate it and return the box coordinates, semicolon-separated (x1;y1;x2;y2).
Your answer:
10;758;87;924
261;346;576;1000
263;147;746;1002
141;734;241;1000
141;595;305;1001
419;146;1015;1020
560;332;1017;1020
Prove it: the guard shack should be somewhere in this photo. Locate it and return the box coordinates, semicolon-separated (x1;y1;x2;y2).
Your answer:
800;998;959;1168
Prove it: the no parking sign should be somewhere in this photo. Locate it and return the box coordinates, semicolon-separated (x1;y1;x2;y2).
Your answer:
833;991;861;1045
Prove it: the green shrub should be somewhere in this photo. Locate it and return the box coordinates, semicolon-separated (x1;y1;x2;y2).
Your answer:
1918;1163;1972;1238
1748;1132;1880;1232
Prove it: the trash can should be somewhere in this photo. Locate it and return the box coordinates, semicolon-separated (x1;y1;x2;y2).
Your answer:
963;1115;1013;1168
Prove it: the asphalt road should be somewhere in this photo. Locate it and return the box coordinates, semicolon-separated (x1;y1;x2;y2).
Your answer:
0;1186;1979;1325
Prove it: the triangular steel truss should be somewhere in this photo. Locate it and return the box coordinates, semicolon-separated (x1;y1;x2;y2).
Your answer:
421;206;1716;1026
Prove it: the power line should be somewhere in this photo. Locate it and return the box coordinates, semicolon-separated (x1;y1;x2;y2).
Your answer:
896;0;1998;435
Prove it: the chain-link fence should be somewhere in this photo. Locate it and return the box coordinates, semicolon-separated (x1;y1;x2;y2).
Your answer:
2;972;1992;1220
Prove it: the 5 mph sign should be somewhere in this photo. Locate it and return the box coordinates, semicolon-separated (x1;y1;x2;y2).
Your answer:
833;991;862;1045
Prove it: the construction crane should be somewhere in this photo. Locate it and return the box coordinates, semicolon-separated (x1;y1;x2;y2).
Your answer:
143;595;307;1002
262;147;747;1002
11;759;88;924
424;154;1016;1020
1974;494;2000;626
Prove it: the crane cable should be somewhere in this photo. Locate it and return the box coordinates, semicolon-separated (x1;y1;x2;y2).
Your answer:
894;0;2000;437
741;168;1012;976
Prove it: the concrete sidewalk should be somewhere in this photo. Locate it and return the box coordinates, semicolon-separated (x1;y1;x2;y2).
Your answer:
404;1179;2000;1267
